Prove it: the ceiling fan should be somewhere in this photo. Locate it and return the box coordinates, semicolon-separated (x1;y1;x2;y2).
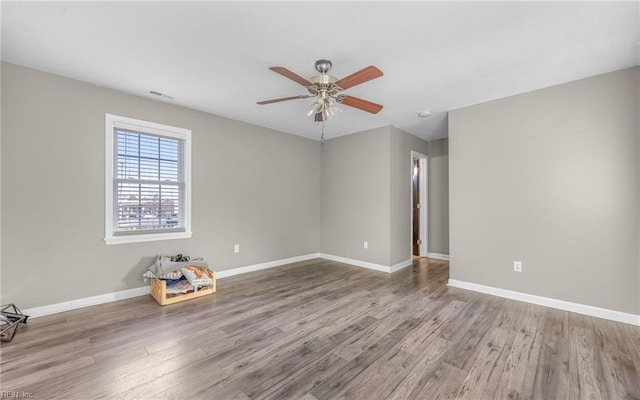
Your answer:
257;59;383;123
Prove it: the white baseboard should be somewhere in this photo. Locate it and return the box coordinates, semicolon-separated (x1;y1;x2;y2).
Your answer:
22;252;424;319
448;279;640;326
319;253;390;273
215;253;321;279
427;252;450;260
319;253;412;274
390;259;414;273
24;286;151;318
24;253;322;319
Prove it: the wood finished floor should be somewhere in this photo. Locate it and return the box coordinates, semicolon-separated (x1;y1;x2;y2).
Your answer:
1;258;640;400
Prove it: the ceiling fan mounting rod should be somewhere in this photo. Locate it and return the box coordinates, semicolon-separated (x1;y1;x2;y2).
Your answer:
315;59;332;74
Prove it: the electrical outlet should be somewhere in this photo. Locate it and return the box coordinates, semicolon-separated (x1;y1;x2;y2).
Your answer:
514;261;522;272
234;244;240;254
364;241;368;249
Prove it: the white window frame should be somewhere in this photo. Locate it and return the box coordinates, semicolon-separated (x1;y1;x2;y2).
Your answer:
104;113;192;245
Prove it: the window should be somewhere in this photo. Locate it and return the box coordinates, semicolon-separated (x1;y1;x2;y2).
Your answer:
105;114;192;244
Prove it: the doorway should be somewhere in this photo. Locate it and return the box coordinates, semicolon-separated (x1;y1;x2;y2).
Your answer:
411;151;427;257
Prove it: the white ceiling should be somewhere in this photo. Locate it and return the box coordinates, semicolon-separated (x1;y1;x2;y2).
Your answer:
2;1;639;142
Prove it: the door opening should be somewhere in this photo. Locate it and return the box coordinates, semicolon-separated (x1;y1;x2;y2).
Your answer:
411;152;428;258
412;158;420;256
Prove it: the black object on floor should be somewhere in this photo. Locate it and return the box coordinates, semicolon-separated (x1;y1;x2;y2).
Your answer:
1;304;29;342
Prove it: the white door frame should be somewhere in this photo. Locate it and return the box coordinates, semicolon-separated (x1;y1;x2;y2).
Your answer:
410;151;428;258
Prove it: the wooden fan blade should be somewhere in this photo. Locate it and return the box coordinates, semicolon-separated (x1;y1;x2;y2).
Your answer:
257;95;314;105
269;66;313;87
337;95;383;114
335;66;383;90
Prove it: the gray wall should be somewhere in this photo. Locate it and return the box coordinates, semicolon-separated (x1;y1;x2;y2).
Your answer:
320;126;392;265
390;126;429;265
449;67;640;314
1;63;321;308
320;125;428;266
427;138;449;255
0;63;3;305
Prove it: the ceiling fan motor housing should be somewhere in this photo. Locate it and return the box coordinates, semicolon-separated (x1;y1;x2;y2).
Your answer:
309;74;339;96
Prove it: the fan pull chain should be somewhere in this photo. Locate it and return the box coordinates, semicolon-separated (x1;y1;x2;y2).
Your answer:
321;124;325;144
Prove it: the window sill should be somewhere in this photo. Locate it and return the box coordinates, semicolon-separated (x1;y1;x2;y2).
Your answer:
104;231;193;245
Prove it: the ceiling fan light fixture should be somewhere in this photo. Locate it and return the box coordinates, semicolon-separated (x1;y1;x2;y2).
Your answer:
306;100;322;117
309;97;341;123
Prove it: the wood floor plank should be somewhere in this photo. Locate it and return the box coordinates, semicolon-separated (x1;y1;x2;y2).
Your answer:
398;299;465;355
254;353;350;400
4;355;96;393
385;336;450;400
223;316;379;399
591;317;640;400
441;296;499;372
308;318;422;399
332;311;407;361
454;327;512;399
331;348;416;400
0;337;92;377
531;309;571;400
569;324;606;400
492;384;532;400
407;361;468;400
54;346;208;399
1;257;638;400
496;304;544;397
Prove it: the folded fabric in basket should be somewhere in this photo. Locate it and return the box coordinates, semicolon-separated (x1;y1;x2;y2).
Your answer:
180;265;214;287
157;255;208;275
143;255;209;282
165;279;194;294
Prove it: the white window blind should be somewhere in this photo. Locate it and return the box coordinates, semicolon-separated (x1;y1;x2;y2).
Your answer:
114;129;184;234
105;114;192;245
